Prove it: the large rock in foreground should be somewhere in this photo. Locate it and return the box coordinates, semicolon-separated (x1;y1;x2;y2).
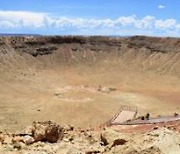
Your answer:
32;121;63;143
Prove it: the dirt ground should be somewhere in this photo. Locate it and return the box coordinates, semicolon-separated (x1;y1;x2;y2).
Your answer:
0;67;179;132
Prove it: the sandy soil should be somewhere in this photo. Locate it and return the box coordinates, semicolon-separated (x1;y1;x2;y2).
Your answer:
0;68;179;132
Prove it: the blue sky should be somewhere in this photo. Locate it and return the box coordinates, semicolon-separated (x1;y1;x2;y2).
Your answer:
0;0;180;36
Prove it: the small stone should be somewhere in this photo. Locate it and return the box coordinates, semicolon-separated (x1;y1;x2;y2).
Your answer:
85;150;100;154
64;125;74;131
68;137;74;142
100;133;108;146
63;138;69;142
153;126;159;130
23;135;35;145
101;87;111;93
111;139;127;147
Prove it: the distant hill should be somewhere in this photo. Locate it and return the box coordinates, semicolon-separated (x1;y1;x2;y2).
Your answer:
0;33;41;36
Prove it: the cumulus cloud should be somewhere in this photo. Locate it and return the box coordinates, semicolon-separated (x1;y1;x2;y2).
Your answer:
0;11;47;28
155;19;177;29
0;10;179;36
158;5;166;9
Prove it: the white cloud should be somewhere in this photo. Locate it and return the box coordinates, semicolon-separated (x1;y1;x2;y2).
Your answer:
115;15;136;26
135;16;155;29
0;21;16;28
0;11;47;28
0;10;179;36
155;19;176;29
158;5;166;9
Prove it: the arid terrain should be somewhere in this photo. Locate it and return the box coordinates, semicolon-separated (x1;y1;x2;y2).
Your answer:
0;36;180;153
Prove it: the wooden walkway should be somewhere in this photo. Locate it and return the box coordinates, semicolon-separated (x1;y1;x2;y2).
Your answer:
106;106;180;126
111;110;137;124
106;105;138;126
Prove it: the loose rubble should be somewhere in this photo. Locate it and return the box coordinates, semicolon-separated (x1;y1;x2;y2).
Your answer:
0;121;179;154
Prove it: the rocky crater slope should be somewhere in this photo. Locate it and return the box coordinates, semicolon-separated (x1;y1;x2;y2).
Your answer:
0;36;180;76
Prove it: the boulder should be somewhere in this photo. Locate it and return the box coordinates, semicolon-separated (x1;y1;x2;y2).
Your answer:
32;121;63;143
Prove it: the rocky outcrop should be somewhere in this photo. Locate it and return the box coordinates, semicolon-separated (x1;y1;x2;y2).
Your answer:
0;122;180;154
4;121;63;146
